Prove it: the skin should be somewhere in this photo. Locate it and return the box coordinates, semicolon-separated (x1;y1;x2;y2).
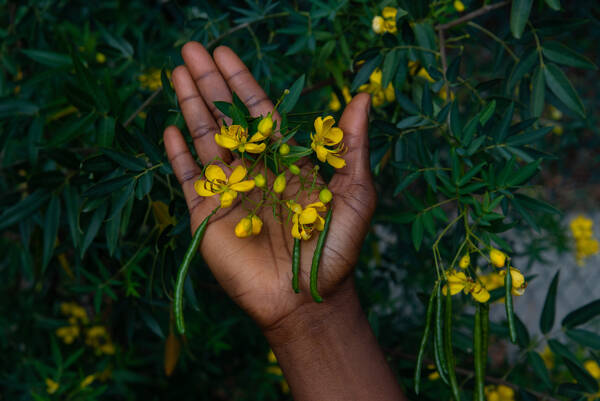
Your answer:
163;41;405;401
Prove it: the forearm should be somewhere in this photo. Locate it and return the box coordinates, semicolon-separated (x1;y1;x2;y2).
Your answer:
263;278;406;401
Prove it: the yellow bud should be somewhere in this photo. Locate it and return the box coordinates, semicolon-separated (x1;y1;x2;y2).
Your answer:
251;215;263;235
279;143;290;155
258;115;274;137
288;164;300;175
550;105;563;120
319;188;333;203
372;16;385;34
496;385;514;399
254;174;266;188
552;124;563;135
489;248;506;267
273;174;286;193
234;217;253;238
283;89;290;95
454;0;465;12
459;254;470;269
382;7;397;20
96;52;106;63
470;283;490;303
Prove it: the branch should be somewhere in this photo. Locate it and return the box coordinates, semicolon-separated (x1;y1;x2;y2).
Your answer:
435;1;510;31
123;87;162;128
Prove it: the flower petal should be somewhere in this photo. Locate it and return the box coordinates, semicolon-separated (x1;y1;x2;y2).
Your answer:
314;117;324;135
327;153;347;169
229;180;255;192
249;132;267;143
315;145;328;162
299;207;318;224
214;134;239;150
244;143;266;153
292;222;302;239
324;127;343;145
228;165;247;184
320;116;335;134
205;165;227;182
194;180;217;197
314;215;325;231
305;202;326;211
220;190;237;208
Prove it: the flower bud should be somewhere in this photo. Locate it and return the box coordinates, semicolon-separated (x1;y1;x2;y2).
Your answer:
458;254;470;269
279;143;290;156
254;173;266;188
288;164;300;175
319;188;333;203
258;115;274;137
273;174;286;193
372;16;384;34
453;0;465;12
489;248;506;267
96;52;106;63
251;215;263;235
234;217;253;238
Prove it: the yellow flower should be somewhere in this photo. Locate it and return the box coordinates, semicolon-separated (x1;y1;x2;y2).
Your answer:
470;282;491;303
552;124;563;135
56;325;80;344
268;350;278;364
382;7;397;20
46;378;59;394
549;105;563;120
194;165;255;208
570;216;599;265
489;248;506;267
288;201;327;240
408;61;420;75
585;360;600;380
454;0;466;12
257;114;274;137
273;173;287;193
138;68;166;91
499;267;527;296
214;124;266;154
254;173;266;188
541;346;554;370
459;254;470;269
485;385;515;401
417;67;435;83
85;325;116;355
152;201;176;233
96;52;106;63
329;92;342;111
279;143;290;155
251;215;263;235
358;68;394;107
443;270;468;295
341;87;352;104
235;217;253;238
310;116;347;168
383;19;397;34
479;271;504;291
372;16;385;34
571;216;593;239
80;374;96;388
319;188;333;203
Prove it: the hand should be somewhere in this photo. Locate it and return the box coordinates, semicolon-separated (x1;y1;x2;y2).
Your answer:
163;42;375;332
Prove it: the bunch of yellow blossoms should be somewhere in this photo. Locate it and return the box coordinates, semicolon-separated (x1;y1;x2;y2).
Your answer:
444;248;526;303
359;68;395;107
138;68;170;91
329;86;352;111
55;302;116;355
570;215;599;265
194;103;345;242
372;7;397;35
484;384;515;401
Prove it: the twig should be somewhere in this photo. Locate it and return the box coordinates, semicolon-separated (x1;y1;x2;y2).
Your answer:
435;1;510;31
467;21;519;62
391;350;562;401
124;88;162;127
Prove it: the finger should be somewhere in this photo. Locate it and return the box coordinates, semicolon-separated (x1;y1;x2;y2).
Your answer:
181;41;232;124
213;46;277;119
334;93;372;181
163;125;213;216
172;65;232;165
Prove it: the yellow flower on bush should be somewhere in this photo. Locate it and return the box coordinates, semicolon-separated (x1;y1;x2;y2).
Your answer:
214;124;267;154
499;267;527;296
288;201;327;240
541;346;554;369
485;384;515;401
479;271;504;292
329;87;352;111
358;68;395;107
442;270;490;303
80;374;96;388
454;0;465;12
45;378;59;394
60;302;89;325
489;248;506;267
372;7;397;34
570;215;599;265
85;326;116;355
194;165;255;208
56;325;80;344
138;68;168;91
311;116;347;168
459;254;470;269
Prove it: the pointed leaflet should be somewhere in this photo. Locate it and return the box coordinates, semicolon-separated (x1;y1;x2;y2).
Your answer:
544;63;585;118
542;42;597;70
540;270;559;334
510;0;533;39
279;74;305;113
351;55;382;92
530;66;545;118
562;299;600;328
382;49;401;89
528;351;552;389
42;195;61;273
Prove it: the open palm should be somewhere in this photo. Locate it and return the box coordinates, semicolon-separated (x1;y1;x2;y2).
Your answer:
163;42;375;330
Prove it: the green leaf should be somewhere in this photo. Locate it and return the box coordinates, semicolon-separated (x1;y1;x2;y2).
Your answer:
422;210;435;236
351;55;382;92
510;0;533;39
396;92;419;115
544;63;585;118
382;49;401;89
0;190;50;231
413;23;436;66
530;66;545;118
84;175;132;198
21;49;72;68
100;148;146;172
213;101;232;118
506;52;537;93
396;115;423;129
494;102;514;143
394;171;420;195
42;195;61;273
63;185;81;248
139;309;165;339
45;112;97;147
563;358;599;393
544;0;560;10
108;181;136;220
80;202;107;258
0;99;39;119
548;339;578;363
421;82;433;116
458;162;486;186
135;172;154;199
514;194;560;215
279;74;306;113
161;68;176;105
506;126;552;146
105;202;121;257
97;116;115;147
528;352;552;389
540;271;559;334
542;42;597;70
562;299;600;328
508;159;540;186
412;215;424;251
479;100;496;125
450;101;461;139
566;329;600;349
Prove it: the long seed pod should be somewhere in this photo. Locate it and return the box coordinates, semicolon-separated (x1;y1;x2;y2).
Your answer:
444;290;461;401
414;281;439;394
505;269;517;343
292;238;301;293
434;283;450;385
474;303;484;401
481;302;489;379
174;207;219;335
310;208;333;302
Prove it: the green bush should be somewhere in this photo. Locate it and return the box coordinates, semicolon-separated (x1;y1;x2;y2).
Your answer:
1;0;600;400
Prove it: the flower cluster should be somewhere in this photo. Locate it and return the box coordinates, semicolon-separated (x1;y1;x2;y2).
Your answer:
55;302;116;355
329;86;352;111
138;68;170;91
484;384;515;401
266;350;290;394
371;7;397;35
195;103;345;241
443;269;490;303
359;68;395;107
570;215;599;265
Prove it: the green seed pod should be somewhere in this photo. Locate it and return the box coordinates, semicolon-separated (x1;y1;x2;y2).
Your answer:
319;188;333;203
273;174;286;193
279;143;290;156
288;164;300;175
